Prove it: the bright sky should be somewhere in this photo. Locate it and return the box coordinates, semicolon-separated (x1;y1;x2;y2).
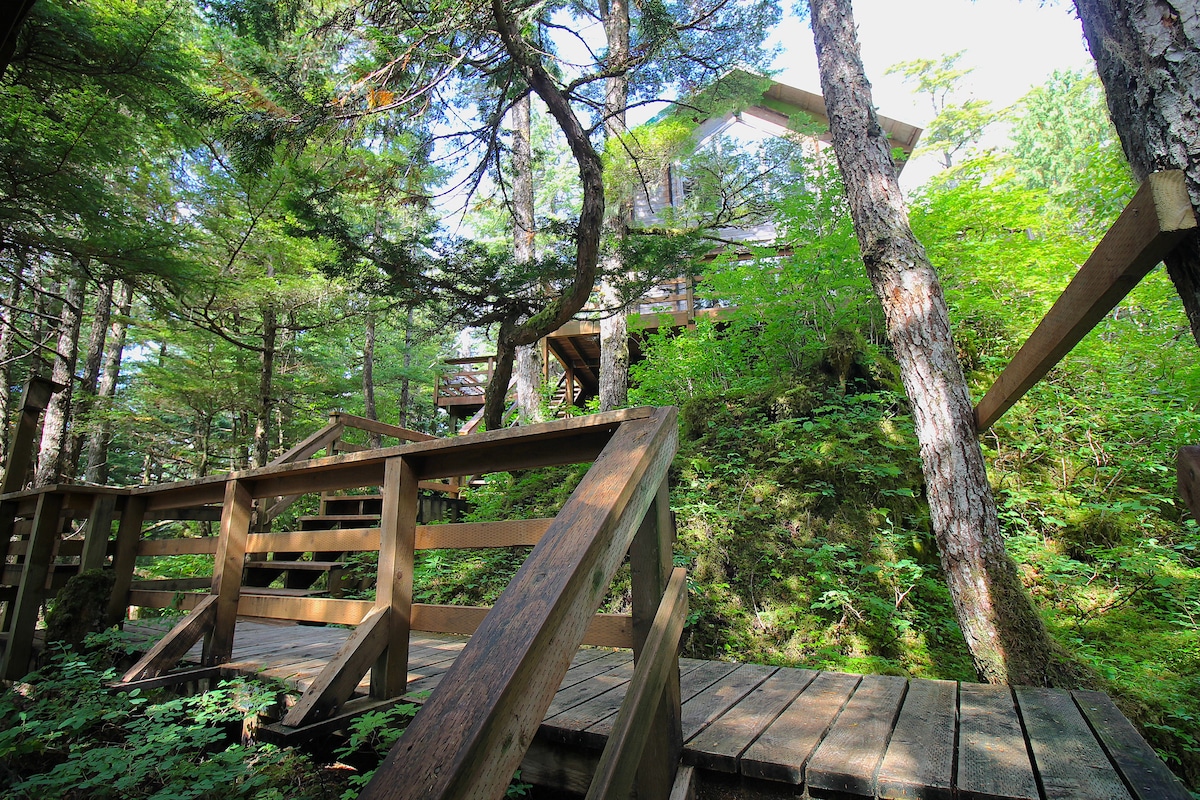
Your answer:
766;0;1096;189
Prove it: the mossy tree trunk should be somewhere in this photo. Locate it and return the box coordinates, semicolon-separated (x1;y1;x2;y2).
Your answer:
809;0;1064;685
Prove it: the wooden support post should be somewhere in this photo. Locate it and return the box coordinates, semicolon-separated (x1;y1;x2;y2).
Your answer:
1;377;61;496
1180;447;1200;522
106;496;147;627
2;491;64;680
204;479;252;666
975;170;1197;432
585;568;688;800
79;493;117;572
371;456;417;698
629;478;682;800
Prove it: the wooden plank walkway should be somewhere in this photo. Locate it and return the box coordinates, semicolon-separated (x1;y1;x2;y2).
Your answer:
123;619;1189;800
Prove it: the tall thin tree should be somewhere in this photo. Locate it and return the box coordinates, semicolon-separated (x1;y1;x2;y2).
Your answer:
808;0;1069;684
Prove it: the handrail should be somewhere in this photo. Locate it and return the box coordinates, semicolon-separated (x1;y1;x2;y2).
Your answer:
357;407;678;800
974;170;1197;433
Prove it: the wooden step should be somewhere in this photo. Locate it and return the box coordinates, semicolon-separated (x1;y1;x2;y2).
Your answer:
296;515;379;527
241;587;326;598
244;560;347;571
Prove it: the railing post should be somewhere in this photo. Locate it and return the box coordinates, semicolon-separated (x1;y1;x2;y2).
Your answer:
1;377;61;496
371;455;418;698
204;479;251;666
629;477;682;800
2;490;63;680
106;495;146;627
79;493;117;572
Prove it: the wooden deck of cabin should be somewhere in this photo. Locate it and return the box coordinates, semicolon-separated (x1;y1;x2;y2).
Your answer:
123;617;1187;800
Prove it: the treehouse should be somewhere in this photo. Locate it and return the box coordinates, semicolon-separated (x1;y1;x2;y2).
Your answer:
437;74;923;421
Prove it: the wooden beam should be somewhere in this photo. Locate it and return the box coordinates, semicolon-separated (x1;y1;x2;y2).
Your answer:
410;604;634;649
332;413;437;443
204;480;251;666
357;407;677;800
128;590;375;625
136;537;221;556
119;594;218;682
284;605;391;726
111;665;226;694
1178;446;1200;522
416;518;552;550
372;457;418;699
1;491;63;680
975;170;1198;432
270;421;344;466
133;408;652;509
1;377;62;495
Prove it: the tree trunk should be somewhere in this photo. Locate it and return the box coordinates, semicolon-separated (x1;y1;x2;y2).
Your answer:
483;316;518;431
0;269;23;469
810;0;1067;685
64;277;112;479
598;0;632;412
485;1;607;425
34;271;84;487
84;280;132;484
253;304;277;468
512;91;545;425
363;310;382;448
598;279;629;410
1073;0;1200;345
399;307;414;428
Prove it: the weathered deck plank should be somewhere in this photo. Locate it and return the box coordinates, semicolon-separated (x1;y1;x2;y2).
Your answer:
957;682;1039;800
1016;686;1132;800
876;678;957;800
1073;690;1192;800
685;666;817;773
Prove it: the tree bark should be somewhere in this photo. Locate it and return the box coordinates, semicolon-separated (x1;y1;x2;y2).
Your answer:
1073;0;1200;345
253;304;277;468
34;270;84;486
64;277;112;479
0;268;23;470
399;307;414;428
84;279;132;485
809;0;1065;685
512;91;546;425
598;0;632;412
598;279;629;410
363;310;382;448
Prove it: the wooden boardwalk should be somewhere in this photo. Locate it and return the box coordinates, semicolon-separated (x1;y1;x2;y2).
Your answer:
123;618;1187;800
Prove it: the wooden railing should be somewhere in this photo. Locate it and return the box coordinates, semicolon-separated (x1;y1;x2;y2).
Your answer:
0;408;686;798
436;355;495;406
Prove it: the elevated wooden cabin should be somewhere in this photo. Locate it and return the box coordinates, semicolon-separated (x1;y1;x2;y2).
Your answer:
437;74;923;417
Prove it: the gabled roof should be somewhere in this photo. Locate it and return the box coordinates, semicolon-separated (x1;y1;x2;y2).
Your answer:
675;69;922;167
